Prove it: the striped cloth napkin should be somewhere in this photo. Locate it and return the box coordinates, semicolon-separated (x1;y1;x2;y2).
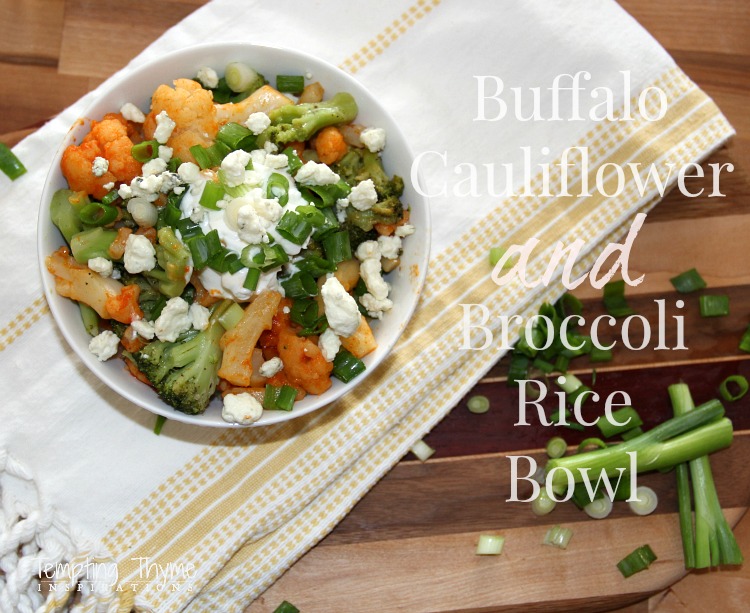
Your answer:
0;0;733;611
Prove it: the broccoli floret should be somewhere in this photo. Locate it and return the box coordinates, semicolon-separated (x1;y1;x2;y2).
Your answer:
142;227;191;298
335;149;405;232
257;92;358;146
130;300;231;415
345;223;378;251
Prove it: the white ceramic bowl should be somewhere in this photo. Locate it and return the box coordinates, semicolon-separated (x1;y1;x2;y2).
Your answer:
38;42;430;427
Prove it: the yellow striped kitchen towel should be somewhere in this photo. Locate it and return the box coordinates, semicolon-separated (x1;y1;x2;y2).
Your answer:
0;1;733;612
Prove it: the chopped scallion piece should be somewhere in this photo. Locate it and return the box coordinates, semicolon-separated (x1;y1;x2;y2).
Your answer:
476;534;505;555
620;426;644;441
243;267;261;291
153;415;167;435
719;375;749;402
699;294;729;317
577;437;607;453
628;486;658;516
545;436;567;459
531;489;556;516
596;406;643;438
267;172;290;206
217;302;245;331
0;143;26;180
543;525;573;550
276;74;305;94
272;601;300;613
79;202;117;226
199;180;225;210
739;324;750;353
321;230;352;264
225;62;264;93
131;139;160;163
276;210;313;245
603;279;635;318
467;395;490;414
216;122;256;150
410;439;435;462
617;544;657;578
489;247;506;266
190;141;231;170
556;374;583;395
589;346;613;363
332;349;366;383
584;496;613;519
670;268;706;293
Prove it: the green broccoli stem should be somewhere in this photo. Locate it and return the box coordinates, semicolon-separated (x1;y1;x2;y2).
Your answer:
259;92;358;146
669;383;743;569
545;399;731;488
70;227;118;263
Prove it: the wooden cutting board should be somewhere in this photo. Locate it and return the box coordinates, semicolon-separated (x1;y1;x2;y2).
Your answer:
3;1;750;612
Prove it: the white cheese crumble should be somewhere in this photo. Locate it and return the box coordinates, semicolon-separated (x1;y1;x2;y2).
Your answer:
321;276;361;338
154;297;192;342
123;234;156;274
263;141;278;153
360;293;394;319
236;204;268;244
196;66;219;89
360;258;389;300
103;181;115;191
295;161;340;186
318;328;341;362
141;157;167;177
264;153;289;169
92;156;109;177
88;257;113;277
158;145;173;162
221;150;252;188
349;179;378;211
222;393;263;425
259;356;284;378
360;127;386;153
377;235;402;260
245;112;271;135
120;102;146;123
89;330;120;361
395;223;415;238
154;111;176;144
189;303;210;331
355;240;380;262
131;319;155;340
178;162;203;184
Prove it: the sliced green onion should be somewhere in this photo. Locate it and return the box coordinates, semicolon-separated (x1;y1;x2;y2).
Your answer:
242;244;290;272
670;268;706;293
699;294;729;317
263;384;297;411
79;202;117;226
312;207;340;240
78;302;100;336
545;436;567;459
603;279;635;318
290;299;320;327
507;353;530;387
167;156;183;173
218;302;245;331
321;230;352;265
199;180;224;210
100;190;119;206
207;248;243;274
282;147;303;175
295;204;327;228
739;324;750;353
617;545;657;578
296;255;335;278
190;141;231;170
153;415;167;435
557;293;583;317
554;355;570;373
243;267;261;291
467;395;490;414
584;496;613;519
272;600;300;613
280;272;319;299
300;180;351;208
332;349;366;383
225;62;263;93
597;407;643;438
475;534;505;556
276;211;313;245
556;374;583;394
489;247;506;266
0;143;26;180
266;172;290;206
175;217;204;241
186;230;222;270
719;375;749;402
577;437;608;453
531;489;556;516
532;357;555;374
217;122;256;151
131;140;160;163
628;486;658;516
589;346;613;363
410;439;435;462
276;74;305;94
675;459;696;569
550;406;585;431
543;525;573;550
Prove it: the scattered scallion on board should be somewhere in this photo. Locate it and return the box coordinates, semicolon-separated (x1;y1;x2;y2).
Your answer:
699;294;729;317
272;601;300;613
545;436;567;459
603;279;635;317
628;486;658;516
476;534;505;555
543;525;573;550
670;268;707;293
410;439;435;462
467;395;490;414
719;375;748;402
0;143;27;180
153;415;167;436
617;545;657;578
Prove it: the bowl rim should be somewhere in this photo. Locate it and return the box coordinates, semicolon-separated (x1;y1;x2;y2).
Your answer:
37;41;431;428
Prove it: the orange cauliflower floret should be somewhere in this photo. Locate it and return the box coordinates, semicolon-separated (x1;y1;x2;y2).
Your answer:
60;113;143;200
144;79;219;164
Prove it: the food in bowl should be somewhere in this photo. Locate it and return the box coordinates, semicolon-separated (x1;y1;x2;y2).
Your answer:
44;57;417;426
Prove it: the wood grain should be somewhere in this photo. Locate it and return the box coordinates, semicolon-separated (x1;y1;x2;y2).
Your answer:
3;1;750;612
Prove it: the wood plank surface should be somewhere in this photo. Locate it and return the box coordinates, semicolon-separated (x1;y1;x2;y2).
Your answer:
3;1;750;612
